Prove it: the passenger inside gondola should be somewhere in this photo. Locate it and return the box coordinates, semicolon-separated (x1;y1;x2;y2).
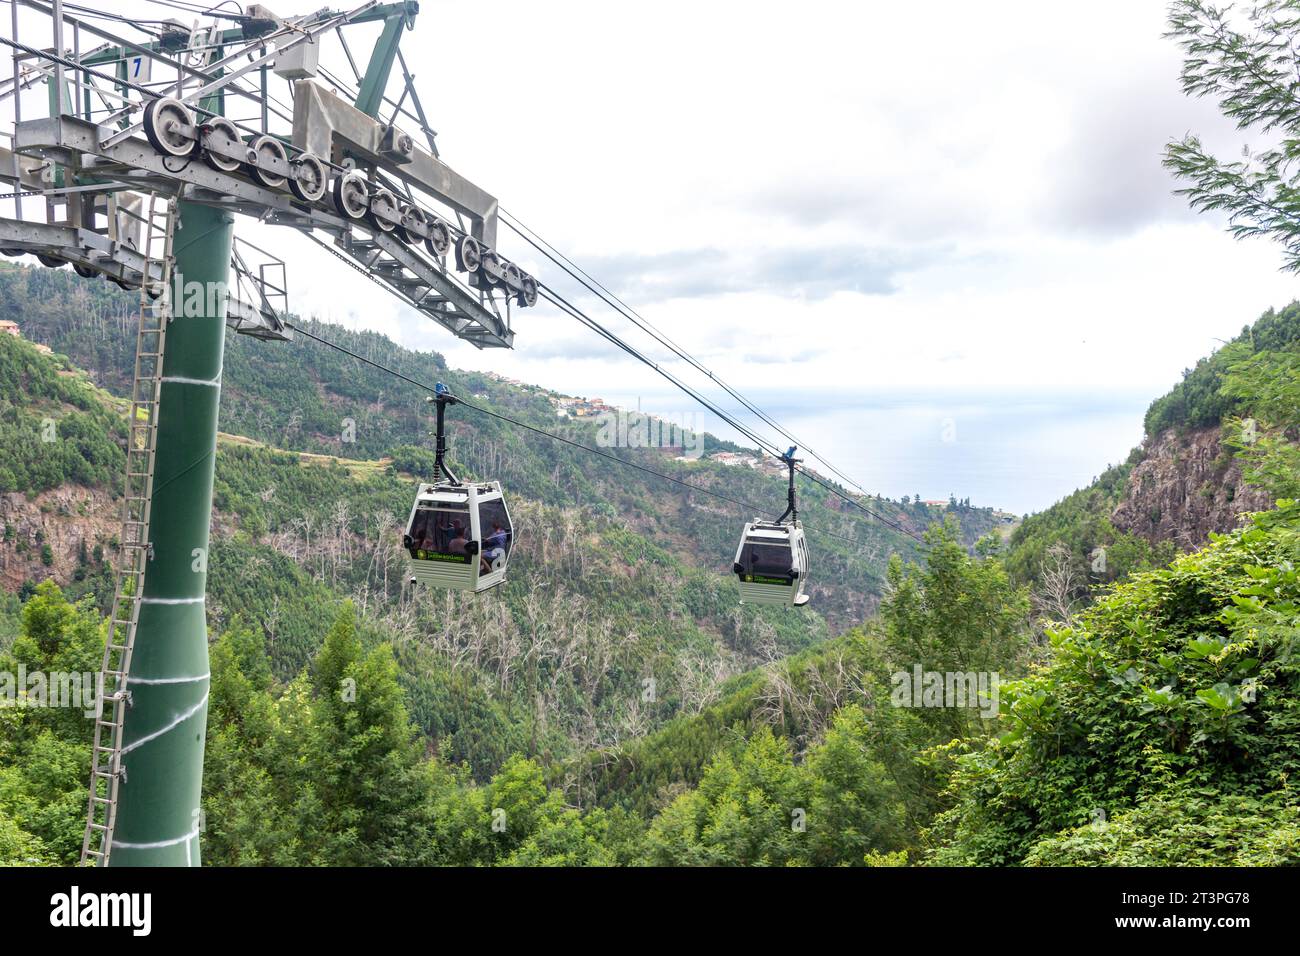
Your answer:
476;500;512;573
408;507;473;559
433;515;454;550
448;521;470;556
408;509;436;552
481;521;508;573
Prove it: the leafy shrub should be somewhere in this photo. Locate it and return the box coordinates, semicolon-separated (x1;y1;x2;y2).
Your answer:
931;503;1300;865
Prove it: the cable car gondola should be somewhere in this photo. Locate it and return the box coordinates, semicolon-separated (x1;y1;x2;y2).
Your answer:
733;448;810;607
403;384;514;592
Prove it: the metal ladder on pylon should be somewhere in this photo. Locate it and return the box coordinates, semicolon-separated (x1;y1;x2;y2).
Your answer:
81;194;177;866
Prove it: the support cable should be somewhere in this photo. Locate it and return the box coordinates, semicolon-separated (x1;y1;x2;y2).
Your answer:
538;286;786;459
502;209;879;498
530;290;926;542
282;320;886;547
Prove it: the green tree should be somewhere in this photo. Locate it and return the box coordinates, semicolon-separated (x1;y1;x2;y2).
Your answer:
303;605;437;866
0;804;54;866
201;624;295;865
804;705;906;865
1165;1;1300;271
0;582;103;863
643;727;809;866
879;520;1029;741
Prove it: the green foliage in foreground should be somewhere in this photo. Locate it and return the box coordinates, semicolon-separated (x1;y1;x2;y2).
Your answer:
642;711;904;866
199;601;939;866
3;501;1298;866
931;503;1300;866
0;583;100;864
202;603;930;866
1021;788;1300;866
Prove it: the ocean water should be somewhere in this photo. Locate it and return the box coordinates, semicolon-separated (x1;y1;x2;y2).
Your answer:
601;386;1155;515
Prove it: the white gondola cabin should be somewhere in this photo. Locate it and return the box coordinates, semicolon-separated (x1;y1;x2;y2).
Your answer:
404;480;513;592
402;384;514;593
733;520;810;607
732;447;810;607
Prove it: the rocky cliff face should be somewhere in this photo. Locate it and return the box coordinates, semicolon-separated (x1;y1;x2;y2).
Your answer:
1111;426;1273;550
0;486;117;591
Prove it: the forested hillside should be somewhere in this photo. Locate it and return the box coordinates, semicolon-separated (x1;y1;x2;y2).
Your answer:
0;331;831;778
3;260;1297;866
0;261;1014;777
0;262;1004;630
9;480;1295;866
0;261;992;865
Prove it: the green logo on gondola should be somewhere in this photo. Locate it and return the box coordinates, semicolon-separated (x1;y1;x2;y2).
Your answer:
415;550;471;564
744;574;789;585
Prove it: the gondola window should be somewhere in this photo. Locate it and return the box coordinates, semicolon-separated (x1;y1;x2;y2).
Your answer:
739;541;793;578
408;505;473;563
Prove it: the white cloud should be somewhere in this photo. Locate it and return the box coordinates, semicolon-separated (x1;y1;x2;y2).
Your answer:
5;0;1298;508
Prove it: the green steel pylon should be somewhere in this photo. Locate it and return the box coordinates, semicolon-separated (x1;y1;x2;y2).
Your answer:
107;202;234;866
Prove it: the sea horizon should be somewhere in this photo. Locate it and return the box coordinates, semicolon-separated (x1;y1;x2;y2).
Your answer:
596;385;1159;516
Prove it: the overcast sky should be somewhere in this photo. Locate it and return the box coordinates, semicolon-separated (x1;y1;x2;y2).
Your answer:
6;0;1299;508
248;0;1296;393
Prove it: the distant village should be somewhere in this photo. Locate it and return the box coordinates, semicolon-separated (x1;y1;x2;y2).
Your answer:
550;393;616;420
0;319;52;354
696;449;790;478
539;383;791;474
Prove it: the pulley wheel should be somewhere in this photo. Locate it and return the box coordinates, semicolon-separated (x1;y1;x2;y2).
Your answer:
517;274;538;308
366;187;399;233
397;204;430;245
289;152;328;203
479;249;501;285
455;234;481;273
72;262;97;278
200;117;242;173
248;135;288;190
425;218;451;258
143;97;198;158
36;254;66;269
332;171;370;220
